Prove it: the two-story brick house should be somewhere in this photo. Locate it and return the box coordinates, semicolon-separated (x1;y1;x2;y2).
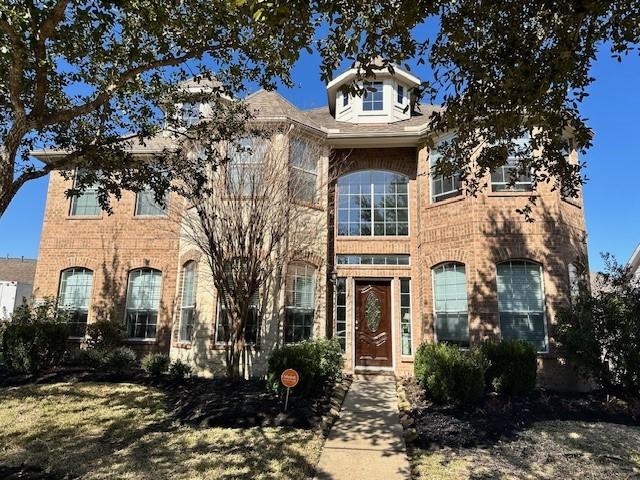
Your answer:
33;65;588;387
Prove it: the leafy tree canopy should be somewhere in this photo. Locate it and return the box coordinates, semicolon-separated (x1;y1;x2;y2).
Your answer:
1;0;639;216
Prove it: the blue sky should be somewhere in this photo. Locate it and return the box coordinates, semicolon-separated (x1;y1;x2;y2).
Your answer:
0;47;638;272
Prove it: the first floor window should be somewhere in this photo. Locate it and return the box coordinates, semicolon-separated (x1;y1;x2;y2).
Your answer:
179;261;197;342
433;263;469;347
125;268;162;339
215;291;260;345
285;263;316;343
335;277;347;351
58;267;93;337
400;278;412;355
497;260;547;351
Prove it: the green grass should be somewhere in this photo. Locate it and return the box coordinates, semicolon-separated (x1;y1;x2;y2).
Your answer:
0;382;323;479
411;420;640;480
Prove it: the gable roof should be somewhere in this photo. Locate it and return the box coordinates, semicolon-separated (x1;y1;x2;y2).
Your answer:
0;258;37;284
245;90;323;131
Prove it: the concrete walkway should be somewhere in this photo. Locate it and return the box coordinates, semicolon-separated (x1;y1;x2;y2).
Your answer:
315;379;410;480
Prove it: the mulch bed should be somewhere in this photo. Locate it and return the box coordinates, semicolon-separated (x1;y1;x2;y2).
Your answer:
401;377;640;450
0;367;347;430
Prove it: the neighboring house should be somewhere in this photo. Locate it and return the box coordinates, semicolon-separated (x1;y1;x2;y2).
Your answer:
0;257;37;320
31;65;588;388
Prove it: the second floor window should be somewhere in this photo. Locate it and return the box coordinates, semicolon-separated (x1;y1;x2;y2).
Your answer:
430;137;462;203
363;81;384;111
58;267;93;338
337;170;409;236
227;137;266;196
135;189;168;216
125;268;162;340
491;135;533;192
69;169;101;217
289;138;318;204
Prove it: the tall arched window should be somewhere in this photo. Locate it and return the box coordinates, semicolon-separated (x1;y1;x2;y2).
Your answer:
285;262;316;343
337;170;409;236
179;261;197;342
496;260;547;351
58;267;93;338
432;263;469;347
125;268;162;340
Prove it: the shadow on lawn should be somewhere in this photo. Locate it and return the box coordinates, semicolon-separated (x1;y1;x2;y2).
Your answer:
0;382;321;480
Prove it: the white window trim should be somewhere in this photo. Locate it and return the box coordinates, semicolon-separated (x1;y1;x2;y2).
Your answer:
178;262;197;343
399;277;413;357
124;268;163;341
431;263;470;346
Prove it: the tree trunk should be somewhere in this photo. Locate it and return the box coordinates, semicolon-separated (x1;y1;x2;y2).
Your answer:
0;148;15;218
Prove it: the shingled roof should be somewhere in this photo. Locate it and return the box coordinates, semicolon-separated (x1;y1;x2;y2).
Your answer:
0;258;37;284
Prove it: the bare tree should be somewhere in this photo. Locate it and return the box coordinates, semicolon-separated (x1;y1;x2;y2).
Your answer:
178;125;343;378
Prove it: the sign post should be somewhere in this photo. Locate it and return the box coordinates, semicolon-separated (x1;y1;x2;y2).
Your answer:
280;368;300;412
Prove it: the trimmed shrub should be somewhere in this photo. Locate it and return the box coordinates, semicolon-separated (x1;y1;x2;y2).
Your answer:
481;339;537;395
267;338;343;397
168;359;192;379
85;320;125;350
68;348;105;369
103;347;137;373
142;353;170;377
1;321;69;374
414;343;487;404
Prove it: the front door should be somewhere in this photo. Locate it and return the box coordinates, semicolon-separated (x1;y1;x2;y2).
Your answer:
355;280;392;367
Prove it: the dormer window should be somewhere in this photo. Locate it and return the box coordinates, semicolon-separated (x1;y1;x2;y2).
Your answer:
397;85;404;104
181;102;201;126
363;82;384;111
343;91;349;107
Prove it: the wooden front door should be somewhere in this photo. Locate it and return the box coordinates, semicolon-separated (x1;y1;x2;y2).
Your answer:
355;280;392;367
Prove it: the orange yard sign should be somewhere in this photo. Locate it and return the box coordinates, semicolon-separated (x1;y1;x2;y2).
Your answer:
280;368;300;388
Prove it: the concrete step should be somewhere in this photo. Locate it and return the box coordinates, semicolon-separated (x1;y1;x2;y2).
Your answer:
353;370;396;382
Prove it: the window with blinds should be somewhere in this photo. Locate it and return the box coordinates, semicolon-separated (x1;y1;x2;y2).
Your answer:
433;263;469;347
496;260;547;351
58;267;93;338
69;169;101;216
285;262;316;343
135;189;168;216
179;261;197;342
125;268;162;340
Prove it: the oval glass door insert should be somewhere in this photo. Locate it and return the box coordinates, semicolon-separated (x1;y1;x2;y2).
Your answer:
364;292;382;332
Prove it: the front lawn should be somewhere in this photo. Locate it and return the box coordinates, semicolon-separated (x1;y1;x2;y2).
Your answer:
412;420;640;479
0;382;323;479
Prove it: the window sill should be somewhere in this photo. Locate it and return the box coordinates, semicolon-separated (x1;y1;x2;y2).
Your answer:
124;338;157;344
427;195;465;209
132;215;169;220
400;356;414;362
487;191;538;198
66;215;103;220
292;199;324;211
173;341;192;349
336;264;411;269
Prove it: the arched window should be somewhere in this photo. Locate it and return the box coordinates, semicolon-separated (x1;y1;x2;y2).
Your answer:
496;260;547;351
432;263;469;347
285;262;316;343
125;268;162;340
58;267;93;338
179;261;197;342
337;170;409;236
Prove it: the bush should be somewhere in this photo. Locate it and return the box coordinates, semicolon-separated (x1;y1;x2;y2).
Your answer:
414;343;487;404
85;320;125;350
481;339;537;395
1;321;69;374
267;338;343;397
142;353;170;377
103;347;137;373
168;358;192;379
557;254;640;396
68;347;105;369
